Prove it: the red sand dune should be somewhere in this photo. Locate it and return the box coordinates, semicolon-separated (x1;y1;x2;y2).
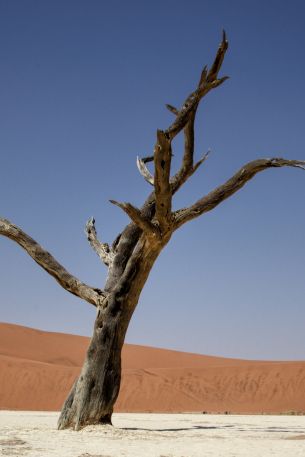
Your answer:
1;322;305;413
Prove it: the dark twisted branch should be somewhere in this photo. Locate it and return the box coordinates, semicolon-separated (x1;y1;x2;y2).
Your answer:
85;217;113;267
173;158;305;229
0;218;105;306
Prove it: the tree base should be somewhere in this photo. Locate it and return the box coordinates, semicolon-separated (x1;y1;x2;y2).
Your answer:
58;411;113;431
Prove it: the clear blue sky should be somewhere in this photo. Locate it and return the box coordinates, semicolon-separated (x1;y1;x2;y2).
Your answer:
1;0;305;360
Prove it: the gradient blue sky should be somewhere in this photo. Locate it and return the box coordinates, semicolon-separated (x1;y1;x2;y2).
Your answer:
1;0;305;359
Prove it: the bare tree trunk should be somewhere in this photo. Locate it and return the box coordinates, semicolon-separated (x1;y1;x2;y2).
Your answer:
57;309;125;429
58;235;162;430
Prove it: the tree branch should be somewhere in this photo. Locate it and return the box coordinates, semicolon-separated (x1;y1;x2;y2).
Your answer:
171;149;211;193
85;217;113;267
168;32;228;194
207;30;229;82
109;200;160;239
166;104;179;116
192;149;211;173
136;156;154;186
164;32;229;142
154;129;173;233
0;218;106;307
173;158;305;229
141;155;154;163
111;33;229;264
135;31;229;223
170;110;196;192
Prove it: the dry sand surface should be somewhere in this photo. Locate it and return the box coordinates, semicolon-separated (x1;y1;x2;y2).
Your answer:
0;411;305;457
1;323;305;413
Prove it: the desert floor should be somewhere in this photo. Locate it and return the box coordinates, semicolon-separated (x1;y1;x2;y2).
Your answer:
0;412;304;457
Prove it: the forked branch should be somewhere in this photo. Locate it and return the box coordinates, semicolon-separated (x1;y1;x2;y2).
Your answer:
165;31;229;141
137;32;229;198
170;32;228;193
85;217;113;267
173;158;305;229
0;218;105;306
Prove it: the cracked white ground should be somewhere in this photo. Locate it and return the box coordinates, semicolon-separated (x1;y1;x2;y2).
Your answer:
0;412;304;457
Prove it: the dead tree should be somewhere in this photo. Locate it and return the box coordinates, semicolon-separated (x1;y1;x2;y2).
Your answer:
1;33;304;430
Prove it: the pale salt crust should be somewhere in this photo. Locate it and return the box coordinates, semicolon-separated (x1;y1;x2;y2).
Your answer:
0;411;304;457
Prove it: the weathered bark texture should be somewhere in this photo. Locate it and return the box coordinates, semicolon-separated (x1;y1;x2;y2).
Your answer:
58;235;163;430
1;32;305;430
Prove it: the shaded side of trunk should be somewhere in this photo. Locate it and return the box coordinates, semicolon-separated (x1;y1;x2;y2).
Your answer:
58;235;162;430
57;308;125;430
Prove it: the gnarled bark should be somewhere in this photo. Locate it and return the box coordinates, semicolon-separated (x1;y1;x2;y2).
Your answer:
58;234;164;430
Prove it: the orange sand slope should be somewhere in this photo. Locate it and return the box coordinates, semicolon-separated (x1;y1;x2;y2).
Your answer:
0;322;305;413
